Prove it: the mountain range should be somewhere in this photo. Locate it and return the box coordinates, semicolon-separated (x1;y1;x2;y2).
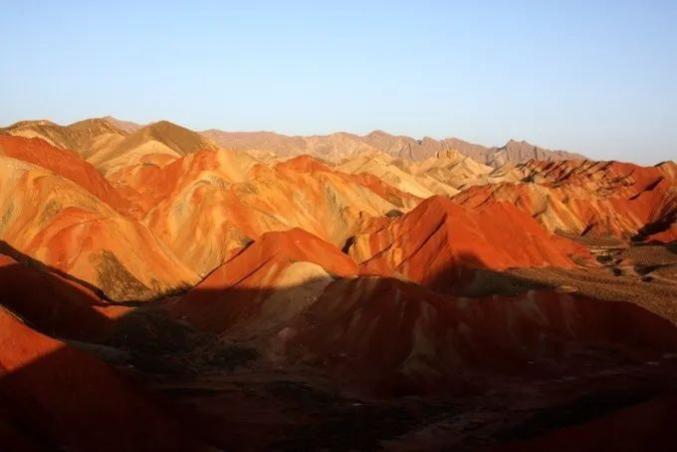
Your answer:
0;115;675;451
3;116;585;169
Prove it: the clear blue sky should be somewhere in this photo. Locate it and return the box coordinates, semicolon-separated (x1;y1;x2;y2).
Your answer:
1;1;675;163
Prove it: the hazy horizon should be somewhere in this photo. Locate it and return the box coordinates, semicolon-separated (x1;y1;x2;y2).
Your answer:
0;114;586;152
2;1;676;164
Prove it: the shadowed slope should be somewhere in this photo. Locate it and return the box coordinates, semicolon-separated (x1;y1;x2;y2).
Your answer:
283;277;677;395
0;243;130;342
170;259;677;398
169;228;358;335
0;230;675;448
493;394;677;452
165;229;675;399
0;306;204;451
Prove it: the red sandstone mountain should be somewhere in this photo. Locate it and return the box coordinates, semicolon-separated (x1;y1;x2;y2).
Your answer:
166;228;675;396
0;135;132;214
0;118;217;175
347;195;590;291
1;118;127;160
111;150;416;276
0;135;198;301
89;120;220;174
0;118;674;450
336;151;460;197
169;228;358;335
454;160;677;241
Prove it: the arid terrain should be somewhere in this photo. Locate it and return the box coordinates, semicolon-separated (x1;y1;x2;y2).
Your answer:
0;117;676;451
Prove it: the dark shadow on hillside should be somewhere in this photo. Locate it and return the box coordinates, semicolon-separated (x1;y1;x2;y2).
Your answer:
0;240;112;301
423;252;557;296
632;211;677;242
3;242;677;450
0;240;193;304
0;332;203;452
0;261;113;342
0;240;213;450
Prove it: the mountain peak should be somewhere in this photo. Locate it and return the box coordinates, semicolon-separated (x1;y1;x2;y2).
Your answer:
503;138;531;147
102;116;143;134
